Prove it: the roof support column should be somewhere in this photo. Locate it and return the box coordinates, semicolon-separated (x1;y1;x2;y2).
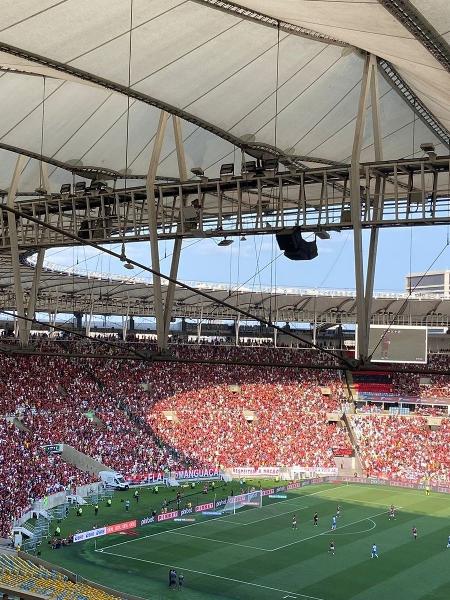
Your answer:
146;110;169;350
351;54;372;363
7;154;27;346
162;115;188;349
364;55;383;345
25;248;45;339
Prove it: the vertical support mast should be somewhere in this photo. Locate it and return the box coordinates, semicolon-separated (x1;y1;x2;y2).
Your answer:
351;54;371;362
7;154;27;345
146;110;169;350
364;55;383;345
163;115;188;348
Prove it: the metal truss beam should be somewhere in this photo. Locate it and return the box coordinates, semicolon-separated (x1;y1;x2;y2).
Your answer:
1;156;450;252
379;60;450;149
192;0;346;46
378;0;450;72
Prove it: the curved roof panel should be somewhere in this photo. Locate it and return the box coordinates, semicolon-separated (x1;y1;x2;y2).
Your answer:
0;0;447;187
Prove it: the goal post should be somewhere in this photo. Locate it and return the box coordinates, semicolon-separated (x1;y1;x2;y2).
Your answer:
221;490;263;515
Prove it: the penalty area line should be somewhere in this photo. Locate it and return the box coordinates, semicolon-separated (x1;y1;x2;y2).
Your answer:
96;548;327;600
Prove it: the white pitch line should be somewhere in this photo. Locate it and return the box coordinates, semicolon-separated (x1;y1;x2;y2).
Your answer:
97;549;326;600
270;510;387;551
167;530;270;551
100;484;343;551
321;518;377;536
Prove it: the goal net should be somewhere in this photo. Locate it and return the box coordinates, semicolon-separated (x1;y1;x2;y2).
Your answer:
220;490;262;515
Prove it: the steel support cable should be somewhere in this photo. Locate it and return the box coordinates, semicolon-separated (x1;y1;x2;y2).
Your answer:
1;203;353;367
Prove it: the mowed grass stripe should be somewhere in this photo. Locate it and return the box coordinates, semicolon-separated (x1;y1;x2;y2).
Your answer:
49;484;449;600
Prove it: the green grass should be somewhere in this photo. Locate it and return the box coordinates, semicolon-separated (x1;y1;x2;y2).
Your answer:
39;483;450;600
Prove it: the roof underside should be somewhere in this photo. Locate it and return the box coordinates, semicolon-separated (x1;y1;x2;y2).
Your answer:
0;0;448;193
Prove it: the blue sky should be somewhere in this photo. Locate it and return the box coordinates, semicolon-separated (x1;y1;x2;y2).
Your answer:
45;224;450;294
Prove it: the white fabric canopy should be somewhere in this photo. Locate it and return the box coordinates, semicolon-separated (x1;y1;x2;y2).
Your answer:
0;0;448;191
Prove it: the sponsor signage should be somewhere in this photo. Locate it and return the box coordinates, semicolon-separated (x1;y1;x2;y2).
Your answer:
269;494;287;499
332;448;353;457
231;466;280;477
157;510;179;522
214;498;227;508
73;527;106;543
195;502;214;512
180;507;194;517
105;520;136;534
261;488;275;497
174;518;196;522
140;515;155;526
202;511;223;516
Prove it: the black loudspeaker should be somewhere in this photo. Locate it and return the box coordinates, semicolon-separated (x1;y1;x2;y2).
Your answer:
276;227;318;261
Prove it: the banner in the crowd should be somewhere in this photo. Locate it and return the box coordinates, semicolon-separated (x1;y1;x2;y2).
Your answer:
332;447;353;457
290;467;338;476
129;467;221;484
335;476;450;493
229;466;280;477
357;392;450;406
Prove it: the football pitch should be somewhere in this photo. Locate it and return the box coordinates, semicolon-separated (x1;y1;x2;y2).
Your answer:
45;483;450;600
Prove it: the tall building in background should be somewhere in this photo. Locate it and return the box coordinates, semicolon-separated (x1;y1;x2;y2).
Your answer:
406;271;450;296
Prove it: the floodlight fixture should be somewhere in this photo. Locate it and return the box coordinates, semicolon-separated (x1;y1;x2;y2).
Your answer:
242;160;257;174
120;243;134;270
191;167;204;177
74;181;87;196
218;237;234;247
60;183;71;195
220;163;234;179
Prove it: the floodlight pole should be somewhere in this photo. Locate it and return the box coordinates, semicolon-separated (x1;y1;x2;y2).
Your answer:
7;154;28;345
163;115;188;349
146;110;169;350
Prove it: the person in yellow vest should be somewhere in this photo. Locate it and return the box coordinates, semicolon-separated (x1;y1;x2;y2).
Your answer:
107;498;112;507
425;484;430;496
94;504;99;516
77;506;83;517
54;526;61;537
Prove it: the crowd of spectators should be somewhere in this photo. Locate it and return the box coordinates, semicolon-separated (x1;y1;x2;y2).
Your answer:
149;382;351;468
351;414;450;483
0;421;92;537
1;338;449;539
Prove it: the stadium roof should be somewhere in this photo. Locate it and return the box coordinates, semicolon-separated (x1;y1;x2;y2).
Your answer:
0;253;448;326
0;0;448;192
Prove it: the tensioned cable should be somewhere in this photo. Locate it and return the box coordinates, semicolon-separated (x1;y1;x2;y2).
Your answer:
2;203;351;366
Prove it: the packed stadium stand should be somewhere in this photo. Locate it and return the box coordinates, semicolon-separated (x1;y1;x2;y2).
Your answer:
350;415;450;482
1;340;450;540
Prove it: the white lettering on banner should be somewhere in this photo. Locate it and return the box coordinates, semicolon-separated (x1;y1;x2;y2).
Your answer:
157;510;179;522
231;467;280;477
140;516;155;526
261;488;275;497
129;468;220;484
73;527;106;543
180;507;193;516
195;502;214;512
